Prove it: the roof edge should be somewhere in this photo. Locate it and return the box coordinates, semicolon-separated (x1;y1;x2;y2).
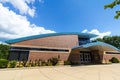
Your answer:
72;41;120;51
5;32;97;44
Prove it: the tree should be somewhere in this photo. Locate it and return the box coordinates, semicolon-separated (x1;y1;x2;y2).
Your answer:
104;0;120;19
94;36;120;49
0;44;10;59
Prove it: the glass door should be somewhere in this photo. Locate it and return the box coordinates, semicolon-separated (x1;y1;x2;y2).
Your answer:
80;51;91;64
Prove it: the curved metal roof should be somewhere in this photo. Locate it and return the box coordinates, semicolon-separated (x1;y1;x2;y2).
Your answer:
72;41;120;51
5;32;97;44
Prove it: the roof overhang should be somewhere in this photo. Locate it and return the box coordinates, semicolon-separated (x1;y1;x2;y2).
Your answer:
72;41;120;52
5;32;97;44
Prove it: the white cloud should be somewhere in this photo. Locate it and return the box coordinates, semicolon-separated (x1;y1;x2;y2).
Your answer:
39;0;44;3
82;29;111;38
0;0;35;17
0;3;55;42
82;29;88;33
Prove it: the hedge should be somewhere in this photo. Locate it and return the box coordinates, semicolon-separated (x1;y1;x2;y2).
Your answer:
9;60;17;68
0;59;9;68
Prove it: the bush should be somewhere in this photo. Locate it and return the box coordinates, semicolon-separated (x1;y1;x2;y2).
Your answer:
41;61;47;66
9;60;17;68
22;61;27;67
64;61;71;65
49;57;59;66
31;61;35;67
17;61;23;67
109;57;119;63
71;61;80;65
38;59;42;66
0;59;9;68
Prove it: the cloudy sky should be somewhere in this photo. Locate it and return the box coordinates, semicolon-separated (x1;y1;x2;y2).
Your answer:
0;0;120;43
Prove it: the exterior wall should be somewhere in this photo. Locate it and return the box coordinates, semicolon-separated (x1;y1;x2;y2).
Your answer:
69;49;102;64
68;49;80;63
12;35;79;48
91;50;103;63
9;35;79;62
69;49;104;64
103;54;120;63
28;51;70;61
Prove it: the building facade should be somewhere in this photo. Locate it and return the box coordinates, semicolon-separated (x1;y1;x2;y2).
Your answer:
6;32;120;64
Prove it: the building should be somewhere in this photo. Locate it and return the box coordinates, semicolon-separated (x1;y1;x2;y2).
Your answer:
6;32;120;64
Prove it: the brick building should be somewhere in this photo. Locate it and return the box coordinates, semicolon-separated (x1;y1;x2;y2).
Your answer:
6;32;120;64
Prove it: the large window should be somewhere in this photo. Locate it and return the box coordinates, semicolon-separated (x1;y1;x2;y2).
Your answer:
78;38;90;45
10;46;69;52
9;51;29;61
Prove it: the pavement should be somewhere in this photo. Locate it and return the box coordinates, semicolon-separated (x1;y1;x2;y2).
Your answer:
0;64;120;80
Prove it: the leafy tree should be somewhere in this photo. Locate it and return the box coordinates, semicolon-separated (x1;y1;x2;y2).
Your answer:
94;38;103;42
94;36;120;49
104;0;120;19
0;44;10;59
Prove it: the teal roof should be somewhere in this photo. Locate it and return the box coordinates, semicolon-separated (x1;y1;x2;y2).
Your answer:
5;32;97;44
72;41;120;51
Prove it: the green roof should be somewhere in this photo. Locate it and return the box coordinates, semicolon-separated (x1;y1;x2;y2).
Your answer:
5;32;97;44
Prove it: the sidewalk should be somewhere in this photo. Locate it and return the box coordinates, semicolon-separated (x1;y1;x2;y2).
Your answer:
0;64;120;80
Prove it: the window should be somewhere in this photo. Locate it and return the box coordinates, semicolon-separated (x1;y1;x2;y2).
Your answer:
106;52;120;54
9;51;29;61
78;38;90;45
10;46;69;52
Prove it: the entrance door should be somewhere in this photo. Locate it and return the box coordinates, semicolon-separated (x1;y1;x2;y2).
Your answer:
80;51;91;64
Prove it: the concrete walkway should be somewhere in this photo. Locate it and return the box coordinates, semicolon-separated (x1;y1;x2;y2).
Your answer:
0;64;120;80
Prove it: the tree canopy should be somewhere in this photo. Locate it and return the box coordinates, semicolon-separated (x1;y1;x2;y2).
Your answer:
0;44;10;59
104;0;120;19
94;36;120;49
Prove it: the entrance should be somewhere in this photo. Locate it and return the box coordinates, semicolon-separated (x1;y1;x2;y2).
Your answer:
80;51;91;64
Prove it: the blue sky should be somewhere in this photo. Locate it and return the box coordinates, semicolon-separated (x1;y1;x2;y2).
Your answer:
0;0;120;43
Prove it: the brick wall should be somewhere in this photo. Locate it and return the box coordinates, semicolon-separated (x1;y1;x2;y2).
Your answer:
103;54;120;63
12;35;79;48
68;49;80;63
28;51;70;61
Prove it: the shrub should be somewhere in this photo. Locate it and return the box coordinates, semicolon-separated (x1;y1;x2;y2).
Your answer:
0;59;9;68
31;61;35;67
27;60;32;67
41;61;47;66
109;57;119;63
38;59;42;66
71;61;80;65
49;57;59;66
47;60;52;66
23;61;27;67
35;59;38;66
9;60;17;68
17;61;23;67
64;61;71;65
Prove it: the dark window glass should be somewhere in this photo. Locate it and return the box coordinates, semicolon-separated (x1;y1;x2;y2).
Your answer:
78;38;90;45
10;47;69;52
106;52;120;54
9;51;29;61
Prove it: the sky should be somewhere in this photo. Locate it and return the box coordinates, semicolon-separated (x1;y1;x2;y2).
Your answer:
0;0;120;43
